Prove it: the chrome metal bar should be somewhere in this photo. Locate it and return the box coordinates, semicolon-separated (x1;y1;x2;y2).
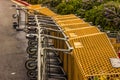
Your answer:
41;34;67;41
52;20;73;50
38;18;53;21
40;27;62;32
35;15;41;80
40;22;58;27
37;15;51;19
38;20;54;24
42;47;72;53
35;14;73;80
38;16;73;51
38;16;73;52
15;5;31;15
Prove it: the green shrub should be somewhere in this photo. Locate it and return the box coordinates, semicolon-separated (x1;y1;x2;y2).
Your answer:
24;0;120;31
56;0;103;16
50;0;62;7
56;3;74;14
85;1;120;31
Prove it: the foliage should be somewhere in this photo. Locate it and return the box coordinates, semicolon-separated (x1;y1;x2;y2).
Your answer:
24;0;62;7
56;0;120;31
50;0;62;7
85;1;120;31
24;0;120;31
56;0;103;17
56;3;74;14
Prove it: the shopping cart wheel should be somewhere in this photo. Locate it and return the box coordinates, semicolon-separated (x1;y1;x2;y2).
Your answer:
26;46;37;55
13;22;18;29
28;40;38;46
27;70;37;78
25;59;37;70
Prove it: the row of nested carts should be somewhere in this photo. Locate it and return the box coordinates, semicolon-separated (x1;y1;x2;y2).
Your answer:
12;5;73;80
12;5;120;80
24;14;72;80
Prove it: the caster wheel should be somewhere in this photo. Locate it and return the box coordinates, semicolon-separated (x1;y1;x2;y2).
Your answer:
12;14;17;19
27;70;37;78
13;22;18;29
26;34;37;40
26;46;37;55
28;40;38;46
25;59;37;70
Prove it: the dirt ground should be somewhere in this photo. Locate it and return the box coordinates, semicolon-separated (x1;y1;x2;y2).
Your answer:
0;0;28;80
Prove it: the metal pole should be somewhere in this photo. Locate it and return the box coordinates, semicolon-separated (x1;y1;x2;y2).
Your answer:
35;15;41;80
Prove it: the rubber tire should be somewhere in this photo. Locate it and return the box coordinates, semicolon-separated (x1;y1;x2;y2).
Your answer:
26;46;37;55
25;59;37;70
28;40;38;46
12;14;17;19
13;22;18;29
27;70;37;78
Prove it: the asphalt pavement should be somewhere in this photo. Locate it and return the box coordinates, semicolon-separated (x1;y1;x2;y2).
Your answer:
0;0;28;80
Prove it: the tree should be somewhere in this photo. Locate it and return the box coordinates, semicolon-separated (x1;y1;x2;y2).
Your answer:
85;1;120;31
